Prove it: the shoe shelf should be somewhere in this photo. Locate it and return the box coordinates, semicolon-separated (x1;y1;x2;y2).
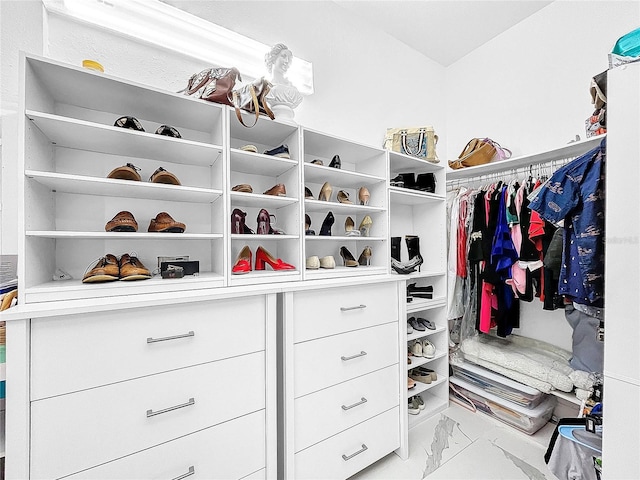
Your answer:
230;191;298;209
25;171;223;203
228;111;299;149
389;151;446;196
304;163;386;188
23;272;226;304
26;231;223;240
303;200;385;215
26;111;224;167
304;235;386;242
407;349;447;371
407;324;447;343
229;149;298;177
230;234;299;241
303;265;387;280
408;390;449;430
395;270;446;280
389;187;445;205
407;296;447;313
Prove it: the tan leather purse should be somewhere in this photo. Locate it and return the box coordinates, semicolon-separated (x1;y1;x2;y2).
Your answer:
448;138;497;170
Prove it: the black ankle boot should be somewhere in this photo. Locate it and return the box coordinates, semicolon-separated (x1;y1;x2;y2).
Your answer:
319;211;335;236
416;173;436;193
391;237;402;262
399;173;416;190
405;235;423;271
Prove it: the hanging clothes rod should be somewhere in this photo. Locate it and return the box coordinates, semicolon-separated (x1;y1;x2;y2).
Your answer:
445;160;566;191
445;134;605;185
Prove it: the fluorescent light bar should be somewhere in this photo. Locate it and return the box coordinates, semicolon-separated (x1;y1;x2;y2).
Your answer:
42;0;314;95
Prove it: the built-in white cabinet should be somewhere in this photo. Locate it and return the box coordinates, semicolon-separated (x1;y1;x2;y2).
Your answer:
281;282;401;479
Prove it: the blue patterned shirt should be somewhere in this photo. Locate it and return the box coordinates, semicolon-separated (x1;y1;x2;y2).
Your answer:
528;139;606;306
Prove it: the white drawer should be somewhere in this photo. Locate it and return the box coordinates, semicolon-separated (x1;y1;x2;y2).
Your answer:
30;296;266;399
30;352;265;479
294;407;400;480
294;322;398;397
65;410;266;480
292;283;398;343
295;365;399;452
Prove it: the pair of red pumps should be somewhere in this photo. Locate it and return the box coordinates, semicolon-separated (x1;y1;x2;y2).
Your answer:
231;245;295;274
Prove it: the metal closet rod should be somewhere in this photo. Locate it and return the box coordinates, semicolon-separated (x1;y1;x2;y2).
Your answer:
445;157;573;191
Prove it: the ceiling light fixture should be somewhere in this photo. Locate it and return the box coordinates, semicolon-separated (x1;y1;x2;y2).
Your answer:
42;0;314;95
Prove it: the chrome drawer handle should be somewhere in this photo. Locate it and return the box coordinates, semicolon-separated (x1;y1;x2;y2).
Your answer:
342;444;368;461
171;466;195;480
340;304;366;312
147;397;195;417
341;397;368;410
341;351;367;361
147;331;195;343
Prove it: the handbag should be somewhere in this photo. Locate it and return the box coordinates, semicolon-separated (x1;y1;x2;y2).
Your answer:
180;67;241;106
384;126;439;163
230;77;275;128
448;138;497;170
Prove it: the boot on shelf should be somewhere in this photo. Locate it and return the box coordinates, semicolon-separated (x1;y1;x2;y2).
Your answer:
405;235;423;272
391;237;402;261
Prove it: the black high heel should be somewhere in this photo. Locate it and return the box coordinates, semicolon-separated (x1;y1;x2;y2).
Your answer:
319;211;334;236
329;155;341;169
340;246;358;267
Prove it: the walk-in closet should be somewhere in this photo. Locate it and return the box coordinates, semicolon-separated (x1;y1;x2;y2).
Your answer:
0;1;638;479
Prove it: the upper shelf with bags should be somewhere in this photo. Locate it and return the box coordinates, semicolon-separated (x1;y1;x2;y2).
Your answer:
23;54;225;147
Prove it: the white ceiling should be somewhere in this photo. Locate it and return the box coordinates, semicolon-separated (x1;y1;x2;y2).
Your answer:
163;0;554;66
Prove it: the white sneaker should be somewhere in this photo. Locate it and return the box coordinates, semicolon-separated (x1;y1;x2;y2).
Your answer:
422;339;436;358
407;322;414;334
410;340;423;357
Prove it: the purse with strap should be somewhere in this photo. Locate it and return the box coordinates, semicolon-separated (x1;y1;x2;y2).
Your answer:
384;126;439;163
180;67;241;106
230;77;275;128
448;138;497;170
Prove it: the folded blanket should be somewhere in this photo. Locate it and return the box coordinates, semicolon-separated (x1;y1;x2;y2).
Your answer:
461;334;594;393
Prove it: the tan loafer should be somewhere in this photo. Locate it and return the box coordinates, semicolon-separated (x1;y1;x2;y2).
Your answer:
148;212;186;233
149;167;181;185
105;211;138;232
119;254;151;281
82;254;120;283
107;163;141;181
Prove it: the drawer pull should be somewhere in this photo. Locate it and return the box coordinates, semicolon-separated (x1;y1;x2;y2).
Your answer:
341;351;367;361
147;397;195;417
340;304;367;312
341;397;368;410
171;466;195;480
342;444;368;461
147;331;195;343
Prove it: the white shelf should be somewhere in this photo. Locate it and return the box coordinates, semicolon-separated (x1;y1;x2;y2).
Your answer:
228;269;301;286
27;110;223;167
24;273;226;304
389;187;445;205
304;235;386;242
230;234;299;241
303;128;386;163
26;170;222;203
304;199;385;214
230;149;298;176
26;231;222;240
304;266;388;279
389;151;445;173
407;296;447;313
394;270;446;280
409;376;448;397
228;113;299;146
304;164;385;188
407;349;448;370
230;191;299;209
446;134;606;180
407;324;447;342
408;391;448;430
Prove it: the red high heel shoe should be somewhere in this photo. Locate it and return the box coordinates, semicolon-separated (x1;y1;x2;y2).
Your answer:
255;246;295;271
232;245;252;274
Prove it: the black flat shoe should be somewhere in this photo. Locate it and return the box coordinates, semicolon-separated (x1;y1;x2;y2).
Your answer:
329;155;341;169
319;211;335;236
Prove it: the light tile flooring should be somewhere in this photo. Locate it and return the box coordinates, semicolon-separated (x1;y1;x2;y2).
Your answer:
349;402;559;480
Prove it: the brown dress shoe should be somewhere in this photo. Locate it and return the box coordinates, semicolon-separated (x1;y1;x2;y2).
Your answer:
82;254;120;283
105;211;138;232
119;254;152;281
148;212;186;233
263;184;286;196
107;163;141;181
149;167;181;185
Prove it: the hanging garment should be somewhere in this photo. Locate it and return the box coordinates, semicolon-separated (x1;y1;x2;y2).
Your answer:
529;139;606;306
